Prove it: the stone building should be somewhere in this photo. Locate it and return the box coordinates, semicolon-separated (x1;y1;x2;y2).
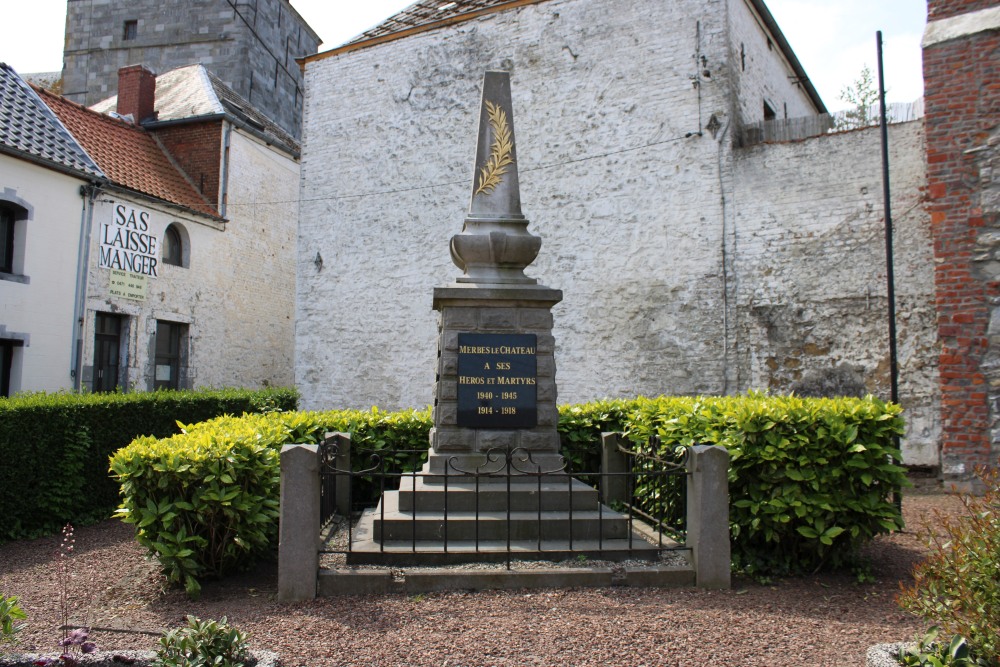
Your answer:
0;63;298;394
61;0;321;139
294;0;940;466
921;0;1000;489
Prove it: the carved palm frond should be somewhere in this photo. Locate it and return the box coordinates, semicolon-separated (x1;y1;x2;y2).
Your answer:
474;100;514;196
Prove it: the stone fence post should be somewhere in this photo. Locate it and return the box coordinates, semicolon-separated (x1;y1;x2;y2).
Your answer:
600;432;627;507
324;432;352;517
686;445;731;589
278;444;320;602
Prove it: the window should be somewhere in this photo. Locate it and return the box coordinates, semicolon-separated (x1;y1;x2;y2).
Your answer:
162;225;182;266
154;320;187;390
0;196;31;282
0;340;21;397
763;99;777;122
123;20;138;41
161;223;188;268
0;207;13;274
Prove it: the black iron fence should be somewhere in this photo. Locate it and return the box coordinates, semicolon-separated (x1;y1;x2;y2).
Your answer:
317;432;690;564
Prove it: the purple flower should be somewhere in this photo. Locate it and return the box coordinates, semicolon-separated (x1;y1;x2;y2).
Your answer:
64;628;89;645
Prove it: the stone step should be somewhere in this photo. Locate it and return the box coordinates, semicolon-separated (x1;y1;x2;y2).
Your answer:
370;491;632;541
346;506;674;566
396;474;601;512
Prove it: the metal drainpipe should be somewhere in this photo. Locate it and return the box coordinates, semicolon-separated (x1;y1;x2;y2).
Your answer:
70;182;101;391
220;122;232;218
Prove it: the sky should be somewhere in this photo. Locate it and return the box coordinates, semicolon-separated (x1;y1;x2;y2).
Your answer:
1;0;926;112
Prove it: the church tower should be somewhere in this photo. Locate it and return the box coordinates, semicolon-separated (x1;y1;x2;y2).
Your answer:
61;0;320;139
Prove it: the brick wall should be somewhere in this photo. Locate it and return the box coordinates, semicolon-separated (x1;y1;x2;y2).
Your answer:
154;120;223;208
928;0;997;20
923;0;1000;486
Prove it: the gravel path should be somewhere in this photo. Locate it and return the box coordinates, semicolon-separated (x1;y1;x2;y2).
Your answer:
0;486;964;667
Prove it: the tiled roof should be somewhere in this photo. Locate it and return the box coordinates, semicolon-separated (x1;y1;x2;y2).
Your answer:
38;87;220;220
346;0;513;44
92;64;299;155
0;63;103;178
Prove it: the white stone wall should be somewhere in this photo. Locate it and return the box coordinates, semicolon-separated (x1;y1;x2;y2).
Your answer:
730;121;939;466
296;0;939;465
81;126;297;391
0;156;88;393
213;128;297;387
298;0;744;411
726;0;824;122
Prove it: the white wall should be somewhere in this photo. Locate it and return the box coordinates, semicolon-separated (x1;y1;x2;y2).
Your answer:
726;0;822;124
730;121;938;465
0;156;87;394
298;0;742;411
295;0;939;465
80;126;298;391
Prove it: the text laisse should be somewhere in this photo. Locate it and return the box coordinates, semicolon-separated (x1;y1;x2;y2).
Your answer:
457;334;537;429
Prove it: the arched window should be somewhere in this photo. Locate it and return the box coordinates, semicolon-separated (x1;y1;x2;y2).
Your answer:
162;223;186;267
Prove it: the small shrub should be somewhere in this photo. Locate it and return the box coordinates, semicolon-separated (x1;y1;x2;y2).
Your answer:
897;467;1000;665
898;627;991;667
110;425;283;598
153;616;248;667
0;594;27;644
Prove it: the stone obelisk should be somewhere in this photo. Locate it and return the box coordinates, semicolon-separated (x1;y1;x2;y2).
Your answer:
426;70;563;475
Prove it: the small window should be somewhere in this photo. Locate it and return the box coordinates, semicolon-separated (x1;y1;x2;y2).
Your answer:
162;224;183;267
763;100;777;122
0;207;13;274
123;20;138;41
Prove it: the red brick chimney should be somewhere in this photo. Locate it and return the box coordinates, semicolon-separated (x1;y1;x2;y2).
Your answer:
116;65;157;123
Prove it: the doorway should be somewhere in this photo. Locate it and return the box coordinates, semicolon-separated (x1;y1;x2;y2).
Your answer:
93;313;123;393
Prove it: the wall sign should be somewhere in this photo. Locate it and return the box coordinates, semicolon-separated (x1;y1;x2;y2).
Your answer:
99;203;159;277
457;333;537;429
108;269;147;301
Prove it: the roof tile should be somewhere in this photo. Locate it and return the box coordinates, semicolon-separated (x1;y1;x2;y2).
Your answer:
0;62;103;178
347;0;514;43
38;87;221;220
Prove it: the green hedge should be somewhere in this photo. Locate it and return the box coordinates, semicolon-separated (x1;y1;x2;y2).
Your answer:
111;394;906;591
628;394;907;575
0;387;298;541
110;407;431;596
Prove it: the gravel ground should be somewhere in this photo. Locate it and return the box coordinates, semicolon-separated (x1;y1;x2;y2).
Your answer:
0;484;965;667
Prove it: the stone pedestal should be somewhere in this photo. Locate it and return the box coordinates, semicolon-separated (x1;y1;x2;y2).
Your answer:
426;285;562;474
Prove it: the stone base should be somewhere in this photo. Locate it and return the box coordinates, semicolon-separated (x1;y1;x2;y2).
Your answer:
420;452;567;475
